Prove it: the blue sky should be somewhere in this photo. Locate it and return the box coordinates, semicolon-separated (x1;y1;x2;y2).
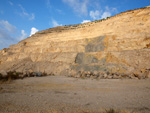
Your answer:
0;0;150;50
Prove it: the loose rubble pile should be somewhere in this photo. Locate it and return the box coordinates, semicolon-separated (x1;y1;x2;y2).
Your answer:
0;69;150;81
0;71;49;81
69;69;150;79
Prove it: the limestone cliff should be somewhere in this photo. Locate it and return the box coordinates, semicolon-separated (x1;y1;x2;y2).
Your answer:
0;7;150;76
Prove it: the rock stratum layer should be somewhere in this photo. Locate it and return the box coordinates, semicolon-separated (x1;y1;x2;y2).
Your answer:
0;7;150;76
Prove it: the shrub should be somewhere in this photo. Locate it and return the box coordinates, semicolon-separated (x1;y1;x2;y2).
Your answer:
107;17;110;19
105;109;119;113
0;71;49;82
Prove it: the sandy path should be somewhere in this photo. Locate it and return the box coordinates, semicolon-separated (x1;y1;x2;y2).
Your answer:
0;76;150;113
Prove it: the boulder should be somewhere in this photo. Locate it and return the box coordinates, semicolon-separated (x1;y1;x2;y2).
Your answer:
144;70;150;78
19;74;25;79
103;74;108;79
36;72;42;77
0;70;7;78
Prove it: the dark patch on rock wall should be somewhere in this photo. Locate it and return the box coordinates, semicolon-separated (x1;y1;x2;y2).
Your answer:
75;53;102;64
73;34;128;73
72;63;128;73
85;36;106;52
73;36;107;73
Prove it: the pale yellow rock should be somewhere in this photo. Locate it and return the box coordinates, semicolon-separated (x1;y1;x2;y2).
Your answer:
0;7;150;75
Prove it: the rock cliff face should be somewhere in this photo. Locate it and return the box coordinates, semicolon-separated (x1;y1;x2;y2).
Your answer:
0;7;150;76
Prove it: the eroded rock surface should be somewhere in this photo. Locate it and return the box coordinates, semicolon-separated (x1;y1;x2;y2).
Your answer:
0;7;150;77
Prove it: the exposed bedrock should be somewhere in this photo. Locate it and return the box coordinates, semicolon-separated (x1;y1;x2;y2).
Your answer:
0;7;150;78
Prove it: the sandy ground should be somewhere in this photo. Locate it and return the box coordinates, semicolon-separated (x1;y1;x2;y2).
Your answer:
0;76;150;113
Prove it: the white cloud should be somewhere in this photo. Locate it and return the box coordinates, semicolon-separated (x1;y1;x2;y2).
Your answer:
63;0;89;16
46;0;51;8
30;27;39;36
81;20;91;24
8;1;13;6
0;10;4;15
90;10;101;20
101;11;111;19
0;28;13;40
0;20;29;49
18;4;35;20
89;6;118;20
100;6;111;19
0;20;18;49
52;20;62;27
29;13;35;20
112;8;118;13
19;30;27;41
56;9;64;15
0;20;17;33
18;4;28;16
101;6;117;19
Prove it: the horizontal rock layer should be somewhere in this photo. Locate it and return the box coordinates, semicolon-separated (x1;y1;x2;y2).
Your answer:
0;7;150;76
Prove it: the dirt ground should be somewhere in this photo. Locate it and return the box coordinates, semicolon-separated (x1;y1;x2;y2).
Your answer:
0;76;150;113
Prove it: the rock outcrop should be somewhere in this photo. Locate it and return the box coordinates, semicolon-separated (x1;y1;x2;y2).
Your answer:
0;7;150;77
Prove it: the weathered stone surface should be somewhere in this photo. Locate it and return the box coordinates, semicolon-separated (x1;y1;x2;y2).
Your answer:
85;36;106;52
0;7;150;78
0;70;7;77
